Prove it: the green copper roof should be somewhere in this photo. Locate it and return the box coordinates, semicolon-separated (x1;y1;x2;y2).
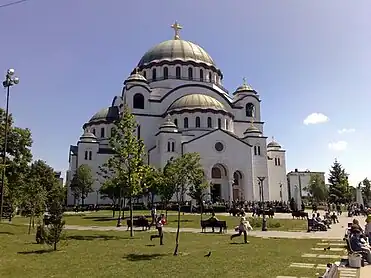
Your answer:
138;39;215;67
168;94;226;112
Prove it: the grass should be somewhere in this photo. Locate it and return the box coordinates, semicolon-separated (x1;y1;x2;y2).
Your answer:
10;210;308;232
0;223;346;278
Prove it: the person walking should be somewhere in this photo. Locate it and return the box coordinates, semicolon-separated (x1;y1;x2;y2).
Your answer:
150;214;166;245
230;216;252;244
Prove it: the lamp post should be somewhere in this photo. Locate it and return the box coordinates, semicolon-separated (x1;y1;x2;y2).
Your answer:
258;176;267;231
0;69;19;222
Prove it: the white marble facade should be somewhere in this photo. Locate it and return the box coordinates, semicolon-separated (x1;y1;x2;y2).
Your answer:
66;22;289;206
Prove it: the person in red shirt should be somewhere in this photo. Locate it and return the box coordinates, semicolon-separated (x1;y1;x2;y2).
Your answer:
150;214;166;245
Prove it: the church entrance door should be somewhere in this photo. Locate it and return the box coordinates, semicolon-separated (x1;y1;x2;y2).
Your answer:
211;184;221;203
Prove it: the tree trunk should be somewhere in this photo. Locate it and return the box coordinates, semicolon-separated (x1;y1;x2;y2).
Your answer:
130;195;134;237
151;192;155;208
53;227;57;251
28;215;32;235
117;190;122;227
112;200;116;218
173;203;181;256
200;200;203;221
122;197;126;219
165;200;168;218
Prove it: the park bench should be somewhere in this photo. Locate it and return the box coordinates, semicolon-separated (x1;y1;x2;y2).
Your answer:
256;209;275;218
292;211;308;220
126;218;150;231
344;236;368;263
200;220;227;233
307;218;327;232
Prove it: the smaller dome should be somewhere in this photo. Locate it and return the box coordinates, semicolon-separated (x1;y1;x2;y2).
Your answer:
243;125;262;135
159;116;178;132
267;137;281;148
234;78;256;95
124;71;148;84
168;94;226;112
79;132;97;143
89;106;119;123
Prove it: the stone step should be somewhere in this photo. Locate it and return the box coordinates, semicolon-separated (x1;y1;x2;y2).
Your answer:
289;262;327;269
321;239;344;242
317;242;345;246
302;253;347;259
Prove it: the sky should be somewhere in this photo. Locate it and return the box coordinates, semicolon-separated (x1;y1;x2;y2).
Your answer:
0;0;370;186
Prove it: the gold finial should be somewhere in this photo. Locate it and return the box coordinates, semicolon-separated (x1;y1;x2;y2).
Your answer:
250;117;255;127
171;21;183;40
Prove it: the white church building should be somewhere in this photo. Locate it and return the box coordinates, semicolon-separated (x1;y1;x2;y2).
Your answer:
66;22;289;206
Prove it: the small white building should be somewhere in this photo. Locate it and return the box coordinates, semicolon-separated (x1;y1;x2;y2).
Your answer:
66;22;289;206
287;169;326;200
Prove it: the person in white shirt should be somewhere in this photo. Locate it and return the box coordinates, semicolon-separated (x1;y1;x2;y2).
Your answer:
230;217;253;244
150;214;165;245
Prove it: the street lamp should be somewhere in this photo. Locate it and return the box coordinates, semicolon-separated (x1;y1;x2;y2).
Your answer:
258;176;267;231
279;182;283;203
0;69;19;222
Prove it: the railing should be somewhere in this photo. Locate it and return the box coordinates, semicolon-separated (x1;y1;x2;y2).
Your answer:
145;75;230;94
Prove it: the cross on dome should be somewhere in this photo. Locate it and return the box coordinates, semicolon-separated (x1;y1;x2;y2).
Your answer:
242;77;247;85
171;21;183;40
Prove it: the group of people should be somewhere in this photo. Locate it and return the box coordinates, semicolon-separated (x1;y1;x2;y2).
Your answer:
348;216;371;263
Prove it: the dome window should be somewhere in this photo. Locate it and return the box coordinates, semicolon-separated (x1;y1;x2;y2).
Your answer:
176;66;181;79
207;117;212;128
208;72;212;83
163;67;168;79
246;103;255;117
152;68;157;81
92;128;96;135
133;93;145;109
100;128;105;138
174;118;178;126
188;67;193;80
217;118;221;129
195;116;200;128
184;117;189;128
199;69;204;82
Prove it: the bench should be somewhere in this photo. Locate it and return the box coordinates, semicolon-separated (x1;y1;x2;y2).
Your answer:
256;209;275;218
126;218;150;230
307;218;327;232
344;237;368;263
292;211;308;219
200;220;227;233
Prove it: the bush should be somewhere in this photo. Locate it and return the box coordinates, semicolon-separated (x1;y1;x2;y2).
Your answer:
248;217;281;229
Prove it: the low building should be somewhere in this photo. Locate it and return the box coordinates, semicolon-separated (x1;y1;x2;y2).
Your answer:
287;169;325;200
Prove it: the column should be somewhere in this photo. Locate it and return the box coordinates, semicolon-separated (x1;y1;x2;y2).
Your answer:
229;179;234;205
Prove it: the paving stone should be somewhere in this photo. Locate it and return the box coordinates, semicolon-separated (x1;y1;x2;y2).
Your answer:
312;247;345;251
317;242;346;246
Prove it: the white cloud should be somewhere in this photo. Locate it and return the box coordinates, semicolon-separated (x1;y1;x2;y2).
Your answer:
303;113;329;125
338;128;355;134
328;141;348;151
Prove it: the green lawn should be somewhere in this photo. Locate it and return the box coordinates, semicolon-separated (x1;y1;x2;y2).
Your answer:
11;210;308;231
0;223;344;278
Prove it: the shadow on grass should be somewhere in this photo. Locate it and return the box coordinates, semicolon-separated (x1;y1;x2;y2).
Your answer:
0;231;14;235
145;244;155;247
170;219;194;223
82;216;116;222
230;242;248;245
123;253;167;261
18;249;54;255
66;235;135;241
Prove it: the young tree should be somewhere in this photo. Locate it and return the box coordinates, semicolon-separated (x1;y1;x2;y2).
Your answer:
306;173;328;204
99;176;121;218
361;178;371;204
163;152;204;256
0;109;33;221
328;160;350;204
188;170;210;220
142;166;163;209
70;164;94;207
44;187;65;251
107;105;147;237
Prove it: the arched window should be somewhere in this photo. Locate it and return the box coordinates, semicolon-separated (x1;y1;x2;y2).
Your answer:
176;66;181;79
174;118;178;127
211;167;222;179
84;151;88;160
200;69;204;82
163;67;168;79
167;141;175;152
167;142;171;152
246;103;255;117
89;151;92;160
101;127;105;138
92;128;96;135
171;142;175;152
133;93;144;109
188;67;193;80
257;146;261;155
195;116;200;127
184;117;189;128
254;146;257;155
137;125;141;139
208;72;212;82
225;119;229;130
152;68;157;81
143;71;147;79
207;117;212;128
217;118;221;129
274;157;277;166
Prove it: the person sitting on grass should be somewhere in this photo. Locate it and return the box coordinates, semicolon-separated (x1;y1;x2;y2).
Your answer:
230;216;253;244
350;229;371;263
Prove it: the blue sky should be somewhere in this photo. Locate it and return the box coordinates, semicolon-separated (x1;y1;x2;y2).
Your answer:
0;0;370;185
